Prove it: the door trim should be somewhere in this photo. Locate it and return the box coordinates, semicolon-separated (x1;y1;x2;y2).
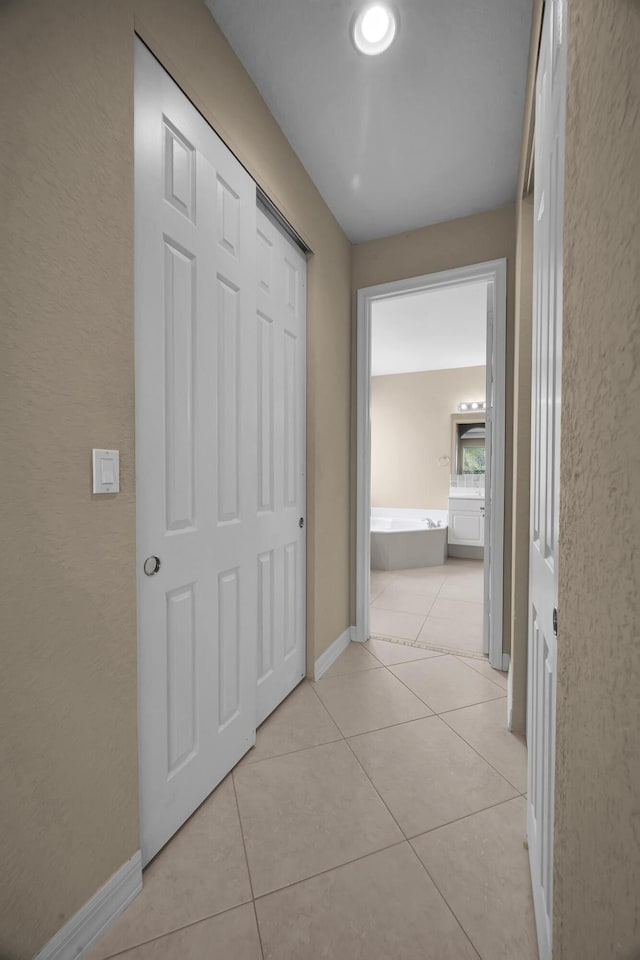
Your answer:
355;259;507;669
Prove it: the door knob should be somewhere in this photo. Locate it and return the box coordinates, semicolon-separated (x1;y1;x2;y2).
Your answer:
299;517;304;528
144;556;161;576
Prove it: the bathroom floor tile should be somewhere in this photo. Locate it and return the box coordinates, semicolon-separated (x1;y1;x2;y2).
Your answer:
255;842;478;960
456;655;507;689
429;597;484;625
417;615;484;655
348;717;518;838
438;575;485;602
313;665;432;737
365;636;445;666
86;777;252;959
233;740;402;896
369;607;426;641
441;559;484;574
412;798;538;960
441;698;527;792
92;904;263;960
372;587;438;615
370;571;397;601
389;655;505;714
322;640;382;678
386;568;446;595
239;681;342;766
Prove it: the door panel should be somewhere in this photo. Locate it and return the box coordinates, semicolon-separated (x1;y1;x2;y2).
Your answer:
528;1;566;955
135;39;257;865
255;207;306;725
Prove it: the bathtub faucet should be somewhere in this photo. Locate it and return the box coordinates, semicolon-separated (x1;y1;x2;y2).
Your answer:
423;517;437;528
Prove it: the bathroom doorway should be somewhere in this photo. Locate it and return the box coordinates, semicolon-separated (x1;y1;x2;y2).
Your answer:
355;261;506;672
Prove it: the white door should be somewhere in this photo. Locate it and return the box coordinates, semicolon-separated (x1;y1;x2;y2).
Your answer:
135;39;257;865
255;207;306;725
528;0;566;955
483;278;505;668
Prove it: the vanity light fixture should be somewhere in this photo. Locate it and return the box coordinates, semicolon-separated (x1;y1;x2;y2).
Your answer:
352;3;397;55
458;401;486;413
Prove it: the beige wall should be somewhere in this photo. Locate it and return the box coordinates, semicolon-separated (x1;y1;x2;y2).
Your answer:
371;367;486;509
0;1;351;956
553;1;640;957
352;205;516;651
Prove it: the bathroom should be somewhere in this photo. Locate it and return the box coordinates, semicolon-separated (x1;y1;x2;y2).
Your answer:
367;278;497;668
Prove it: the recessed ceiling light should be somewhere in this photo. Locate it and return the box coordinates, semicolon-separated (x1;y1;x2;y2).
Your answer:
352;3;397;56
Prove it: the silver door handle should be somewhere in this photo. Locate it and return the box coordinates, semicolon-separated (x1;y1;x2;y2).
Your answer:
143;556;161;576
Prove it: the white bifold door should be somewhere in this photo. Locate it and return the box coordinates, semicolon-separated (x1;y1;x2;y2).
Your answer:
255;207;306;725
528;0;566;956
134;39;306;865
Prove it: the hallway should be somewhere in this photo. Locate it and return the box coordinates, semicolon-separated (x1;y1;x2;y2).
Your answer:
88;640;535;960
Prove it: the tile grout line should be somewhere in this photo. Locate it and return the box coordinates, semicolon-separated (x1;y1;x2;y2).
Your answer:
342;731;411;842
91;899;257;960
438;710;525;794
230;771;266;960
449;653;508;688
238;731;345;768
406;793;526;842
322;663;384;680
404;842;484;960
307;678;351;739
450;654;508;690
251;838;408;904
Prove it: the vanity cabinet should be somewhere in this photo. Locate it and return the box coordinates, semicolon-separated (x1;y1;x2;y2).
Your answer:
448;497;485;547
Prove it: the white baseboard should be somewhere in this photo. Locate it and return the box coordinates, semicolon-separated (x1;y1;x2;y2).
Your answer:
314;627;353;680
34;851;142;960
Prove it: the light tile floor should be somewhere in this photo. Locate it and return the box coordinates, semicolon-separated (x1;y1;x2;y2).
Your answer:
89;639;536;960
370;558;486;656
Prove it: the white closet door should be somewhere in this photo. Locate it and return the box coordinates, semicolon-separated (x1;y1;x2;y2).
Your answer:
134;39;257;865
255;207;306;725
528;0;566;955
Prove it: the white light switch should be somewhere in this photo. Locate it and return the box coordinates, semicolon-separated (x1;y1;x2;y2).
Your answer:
92;449;120;494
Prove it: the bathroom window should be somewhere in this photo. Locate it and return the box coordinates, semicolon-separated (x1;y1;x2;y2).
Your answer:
452;418;486;475
461;442;486;474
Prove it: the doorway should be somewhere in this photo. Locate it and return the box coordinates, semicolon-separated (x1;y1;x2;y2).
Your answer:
355;261;506;672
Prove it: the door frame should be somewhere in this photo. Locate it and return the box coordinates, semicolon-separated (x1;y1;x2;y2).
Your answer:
354;259;507;669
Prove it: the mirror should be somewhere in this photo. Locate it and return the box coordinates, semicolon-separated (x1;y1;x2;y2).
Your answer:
451;413;486;476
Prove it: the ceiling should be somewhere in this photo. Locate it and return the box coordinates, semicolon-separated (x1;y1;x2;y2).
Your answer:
371;281;487;376
205;0;532;242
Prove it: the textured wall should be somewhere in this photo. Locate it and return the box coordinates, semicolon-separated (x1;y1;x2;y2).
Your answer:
371;367;486;509
553;2;640;958
0;1;351;956
352;205;516;653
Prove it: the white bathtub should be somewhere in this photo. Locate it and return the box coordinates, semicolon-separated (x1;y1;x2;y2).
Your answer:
370;507;448;571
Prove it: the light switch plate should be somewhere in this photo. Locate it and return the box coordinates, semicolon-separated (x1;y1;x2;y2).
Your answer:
92;449;120;494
